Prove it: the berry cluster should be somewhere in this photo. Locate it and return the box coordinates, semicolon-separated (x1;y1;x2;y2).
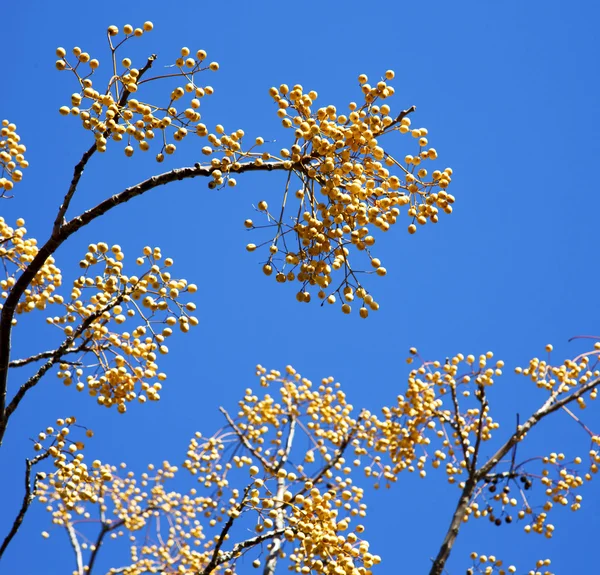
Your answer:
0;217;62;318
515;342;600;404
33;416;96;513
248;77;454;314
0;120;28;195
56;22;227;162
466;552;553;575
39;366;379;575
46;243;197;412
365;350;502;485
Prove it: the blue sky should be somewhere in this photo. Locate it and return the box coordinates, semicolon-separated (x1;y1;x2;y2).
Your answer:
1;0;600;573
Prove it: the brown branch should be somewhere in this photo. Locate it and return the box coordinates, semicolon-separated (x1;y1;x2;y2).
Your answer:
65;521;84;575
201;485;252;575
470;386;488;473
0;453;50;560
86;523;110;575
449;381;469;464
0;155;306;445
428;476;478;575
477;376;600;479
87;505;156;575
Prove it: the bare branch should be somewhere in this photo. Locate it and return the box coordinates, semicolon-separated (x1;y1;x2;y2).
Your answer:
449;381;469;464
201;485;252;575
264;415;296;575
9;342;108;368
87;506;156;575
428;477;478;575
65;522;84;575
0;453;50;560
470;386;488;473
86;523;110;575
214;528;287;567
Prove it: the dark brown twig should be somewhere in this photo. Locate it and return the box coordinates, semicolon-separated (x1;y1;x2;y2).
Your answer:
0;452;51;560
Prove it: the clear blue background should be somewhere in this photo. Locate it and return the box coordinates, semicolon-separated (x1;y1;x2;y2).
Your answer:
1;0;599;573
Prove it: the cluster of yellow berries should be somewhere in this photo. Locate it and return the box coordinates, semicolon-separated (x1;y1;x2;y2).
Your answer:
46;243;197;412
467;552;553;575
33;417;97;515
516;452;585;538
181;366;380;575
0;119;27;194
56;22;225;162
35;353;600;573
0;217;62;318
515;342;600;404
248;75;454;314
38;367;379;575
366;350;501;484
284;481;379;575
54;23;455;314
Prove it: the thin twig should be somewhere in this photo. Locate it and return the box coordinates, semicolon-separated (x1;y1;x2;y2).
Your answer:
219;407;273;472
0;452;50;560
9;342;108;368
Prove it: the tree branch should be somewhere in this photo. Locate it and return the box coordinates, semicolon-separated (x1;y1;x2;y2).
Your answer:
477;376;600;479
201;485;252;575
9;342;108;368
0;157;301;444
65;521;84;575
263;415;296;575
428;376;600;575
428;476;478;575
211;528;287;567
0;453;50;561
